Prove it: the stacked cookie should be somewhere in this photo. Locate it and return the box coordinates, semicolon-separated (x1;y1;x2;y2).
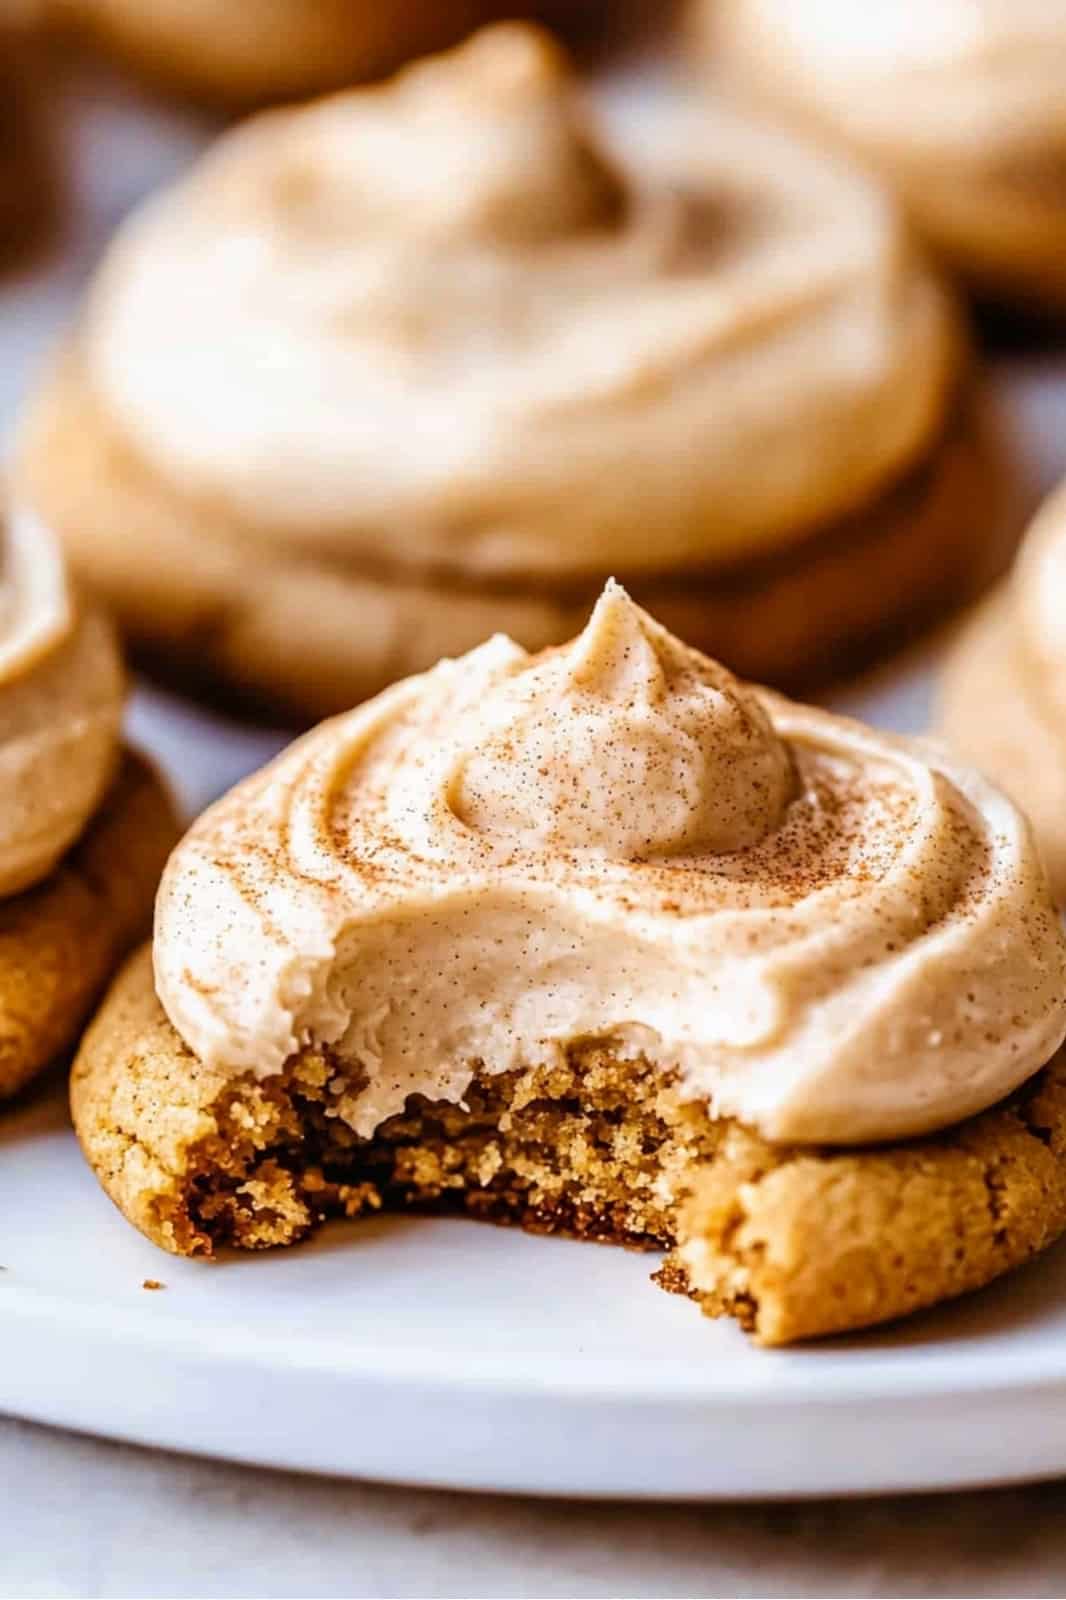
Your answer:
0;509;176;1101
13;25;1006;721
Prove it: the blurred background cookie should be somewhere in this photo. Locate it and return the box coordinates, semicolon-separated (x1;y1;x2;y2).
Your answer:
43;0;633;108
0;7;57;268
941;478;1066;899
12;24;1010;721
701;0;1066;316
0;506;177;1100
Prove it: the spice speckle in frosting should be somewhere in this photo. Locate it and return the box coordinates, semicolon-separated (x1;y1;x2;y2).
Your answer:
450;581;795;858
153;585;1066;1149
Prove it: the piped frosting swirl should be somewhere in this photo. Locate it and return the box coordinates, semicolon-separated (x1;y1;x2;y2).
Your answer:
450;582;795;857
83;23;958;580
155;586;1066;1147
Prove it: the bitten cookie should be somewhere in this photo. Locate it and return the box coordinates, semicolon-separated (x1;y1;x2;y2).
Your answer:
74;948;1066;1345
70;587;1066;1344
14;25;1008;720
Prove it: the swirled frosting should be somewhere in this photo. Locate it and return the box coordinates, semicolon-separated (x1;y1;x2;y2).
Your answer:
154;585;1066;1147
82;22;958;580
0;509;124;896
714;0;1066;162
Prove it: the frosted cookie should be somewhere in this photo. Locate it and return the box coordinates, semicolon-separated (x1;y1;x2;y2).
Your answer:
941;480;1066;900
702;0;1066;314
0;511;177;1098
72;584;1066;1344
15;25;1004;720
45;1;627;107
1;10;52;266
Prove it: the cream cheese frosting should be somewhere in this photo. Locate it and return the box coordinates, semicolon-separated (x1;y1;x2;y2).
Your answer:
0;509;123;896
82;23;958;581
154;584;1066;1147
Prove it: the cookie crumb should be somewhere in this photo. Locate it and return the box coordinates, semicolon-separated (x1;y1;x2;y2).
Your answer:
142;1279;165;1291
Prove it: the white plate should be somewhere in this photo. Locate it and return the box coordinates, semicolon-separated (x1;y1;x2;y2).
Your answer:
7;1068;1066;1502
1;667;1065;1502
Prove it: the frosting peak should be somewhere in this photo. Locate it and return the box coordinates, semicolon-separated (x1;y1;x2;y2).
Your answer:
452;583;794;857
265;23;624;249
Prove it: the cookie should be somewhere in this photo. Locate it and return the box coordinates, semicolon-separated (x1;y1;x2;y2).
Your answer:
702;0;1066;315
940;480;1066;901
68;584;1066;1344
0;754;177;1100
0;20;54;268
46;0;502;106
12;26;1003;719
45;0;617;108
72;948;1066;1344
16;349;1008;720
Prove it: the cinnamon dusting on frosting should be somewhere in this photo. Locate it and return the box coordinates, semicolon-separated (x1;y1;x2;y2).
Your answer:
155;586;1066;1148
451;581;794;858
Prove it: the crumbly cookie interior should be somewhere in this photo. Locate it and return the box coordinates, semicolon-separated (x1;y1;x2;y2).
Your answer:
141;1033;1066;1347
167;1044;721;1294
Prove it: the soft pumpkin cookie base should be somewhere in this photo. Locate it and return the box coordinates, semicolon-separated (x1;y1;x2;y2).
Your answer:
71;946;1066;1345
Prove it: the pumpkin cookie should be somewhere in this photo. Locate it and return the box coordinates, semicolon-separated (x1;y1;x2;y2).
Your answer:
14;25;1005;720
46;0;498;106
1;13;53;267
1;752;178;1099
44;0;616;108
702;0;1066;314
71;585;1066;1343
941;479;1066;901
0;508;177;1099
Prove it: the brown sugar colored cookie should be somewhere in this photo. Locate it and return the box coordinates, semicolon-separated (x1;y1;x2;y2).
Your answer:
16;349;1007;721
13;26;1001;720
1;753;177;1100
0;20;55;268
702;0;1066;316
46;0;495;107
69;586;1066;1344
0;506;178;1100
45;0;620;108
72;947;1066;1346
941;479;1066;901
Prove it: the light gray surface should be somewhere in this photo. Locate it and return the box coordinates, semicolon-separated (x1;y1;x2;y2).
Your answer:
5;57;1066;1600
6;1415;1066;1599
